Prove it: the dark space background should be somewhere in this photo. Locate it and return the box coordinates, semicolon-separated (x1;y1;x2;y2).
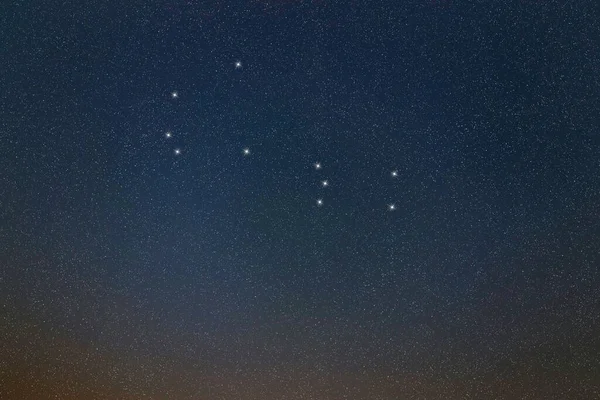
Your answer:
1;0;599;399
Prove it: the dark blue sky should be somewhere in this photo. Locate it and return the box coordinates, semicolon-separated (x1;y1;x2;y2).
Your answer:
1;1;599;398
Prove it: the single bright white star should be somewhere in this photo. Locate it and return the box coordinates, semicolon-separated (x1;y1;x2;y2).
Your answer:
317;199;323;206
243;148;250;155
314;162;322;170
174;148;181;155
165;132;172;138
388;204;396;211
322;180;329;187
171;91;178;98
391;170;398;177
235;61;242;69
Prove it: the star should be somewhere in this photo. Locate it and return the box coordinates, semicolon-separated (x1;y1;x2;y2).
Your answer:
165;132;172;138
317;199;323;206
322;180;329;187
235;61;242;69
171;91;178;98
388;204;396;211
391;170;398;177
243;148;250;156
314;162;322;170
174;148;181;155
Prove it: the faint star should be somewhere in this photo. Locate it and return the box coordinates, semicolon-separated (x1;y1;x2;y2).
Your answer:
174;148;181;155
388;204;396;211
391;170;398;177
317;199;323;206
322;180;329;187
171;91;178;98
314;162;322;170
165;132;172;138
235;61;242;69
243;148;250;155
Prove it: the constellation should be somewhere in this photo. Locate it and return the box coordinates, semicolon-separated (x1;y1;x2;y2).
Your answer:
163;62;399;211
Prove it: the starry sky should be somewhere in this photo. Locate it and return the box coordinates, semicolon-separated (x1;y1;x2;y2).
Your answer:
1;1;600;399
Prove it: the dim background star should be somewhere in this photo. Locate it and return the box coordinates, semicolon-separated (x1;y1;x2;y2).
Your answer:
1;1;599;399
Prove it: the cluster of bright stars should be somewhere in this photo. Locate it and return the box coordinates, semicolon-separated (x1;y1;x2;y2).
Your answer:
166;62;243;155
313;163;397;211
389;171;398;210
165;61;397;211
164;130;180;155
313;162;326;207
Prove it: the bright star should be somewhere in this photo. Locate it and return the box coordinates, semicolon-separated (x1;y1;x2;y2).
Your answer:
391;170;398;177
243;148;250;155
174;148;181;155
235;61;242;69
317;199;323;206
314;162;322;170
171;91;178;99
165;132;172;138
388;204;396;211
322;180;329;187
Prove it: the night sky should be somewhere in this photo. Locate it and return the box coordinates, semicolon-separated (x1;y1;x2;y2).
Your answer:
1;1;600;399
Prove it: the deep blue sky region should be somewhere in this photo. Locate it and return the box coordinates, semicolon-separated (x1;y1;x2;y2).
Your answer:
1;1;600;399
